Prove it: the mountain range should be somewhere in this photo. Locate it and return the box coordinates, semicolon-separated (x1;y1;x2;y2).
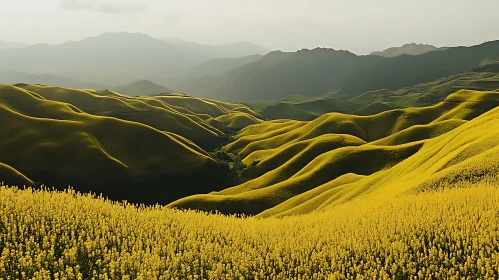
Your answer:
178;40;499;102
4;33;496;104
0;32;269;87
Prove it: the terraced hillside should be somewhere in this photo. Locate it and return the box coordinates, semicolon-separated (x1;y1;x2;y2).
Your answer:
0;84;262;204
170;89;499;215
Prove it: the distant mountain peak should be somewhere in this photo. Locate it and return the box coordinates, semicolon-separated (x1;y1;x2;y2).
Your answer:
370;43;442;57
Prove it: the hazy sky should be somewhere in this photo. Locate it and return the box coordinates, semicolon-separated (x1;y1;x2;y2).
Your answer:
1;0;499;54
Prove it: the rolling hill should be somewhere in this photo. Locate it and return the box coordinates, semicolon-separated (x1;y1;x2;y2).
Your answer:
226;89;499;156
169;89;499;215
178;40;499;102
2;82;499;218
0;84;265;204
258;104;499;218
0;84;235;204
15;84;260;150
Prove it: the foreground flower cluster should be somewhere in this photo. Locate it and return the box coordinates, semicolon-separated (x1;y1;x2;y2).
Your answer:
0;183;498;279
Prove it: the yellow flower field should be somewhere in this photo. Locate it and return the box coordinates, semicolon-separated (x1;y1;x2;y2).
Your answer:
1;181;498;279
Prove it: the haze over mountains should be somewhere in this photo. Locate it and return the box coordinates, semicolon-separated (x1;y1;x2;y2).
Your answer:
3;32;497;102
0;32;269;87
2;32;497;105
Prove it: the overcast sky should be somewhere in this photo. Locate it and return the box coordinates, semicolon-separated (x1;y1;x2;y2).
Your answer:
1;0;498;54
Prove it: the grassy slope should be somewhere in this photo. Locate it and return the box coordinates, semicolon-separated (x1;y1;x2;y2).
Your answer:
286;104;499;217
242;134;366;178
0;84;237;204
169;90;499;215
226;90;499;158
